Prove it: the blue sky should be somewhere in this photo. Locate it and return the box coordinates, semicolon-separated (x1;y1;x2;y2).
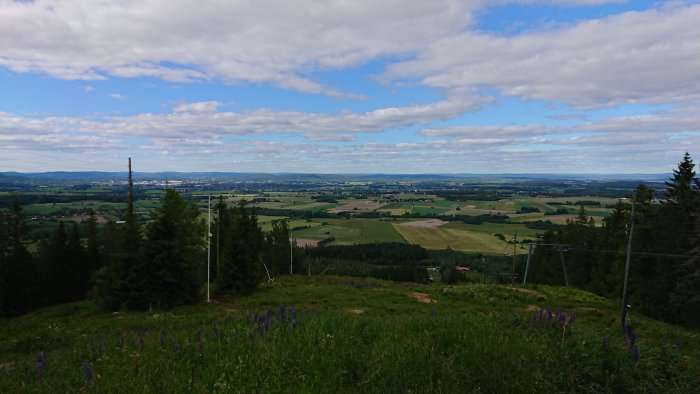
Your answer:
1;0;699;173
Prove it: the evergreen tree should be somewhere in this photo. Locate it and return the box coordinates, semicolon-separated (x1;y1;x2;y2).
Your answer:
142;189;205;309
94;187;144;311
66;222;90;300
1;200;36;315
83;210;102;273
265;219;290;276
216;201;264;295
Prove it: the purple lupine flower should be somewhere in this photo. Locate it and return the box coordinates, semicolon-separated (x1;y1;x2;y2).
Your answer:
253;312;259;324
674;340;682;350
160;330;166;347
601;335;609;347
628;329;636;345
36;353;46;373
568;309;576;324
632;345;640;362
531;313;537;324
82;362;93;383
119;333;126;347
558;312;566;326
278;304;286;321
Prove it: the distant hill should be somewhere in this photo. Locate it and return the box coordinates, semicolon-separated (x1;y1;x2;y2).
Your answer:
0;171;669;184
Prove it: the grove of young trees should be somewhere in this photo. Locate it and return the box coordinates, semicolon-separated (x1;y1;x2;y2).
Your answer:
0;189;292;316
530;152;700;328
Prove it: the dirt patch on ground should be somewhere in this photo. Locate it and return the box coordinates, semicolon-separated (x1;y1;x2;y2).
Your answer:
294;238;320;248
523;304;540;313
506;287;546;298
400;219;448;228
346;308;366;314
463;204;477;209
329;201;385;214
410;292;437;303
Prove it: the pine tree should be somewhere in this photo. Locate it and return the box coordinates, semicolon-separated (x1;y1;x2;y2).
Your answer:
265;219;290;276
142;189;205;309
94;163;144;311
216;201;264;295
1;200;36;315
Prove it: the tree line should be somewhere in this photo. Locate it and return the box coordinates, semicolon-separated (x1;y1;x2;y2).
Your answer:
529;153;700;328
0;190;294;316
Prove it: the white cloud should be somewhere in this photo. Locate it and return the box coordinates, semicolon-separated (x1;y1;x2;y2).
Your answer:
0;0;481;96
83;85;94;93
1;101;698;173
109;93;126;101
383;4;700;108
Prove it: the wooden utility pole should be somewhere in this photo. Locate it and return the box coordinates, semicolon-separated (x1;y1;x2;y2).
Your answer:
621;194;636;328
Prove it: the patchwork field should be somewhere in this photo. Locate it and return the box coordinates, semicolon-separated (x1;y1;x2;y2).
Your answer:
394;223;511;254
292;218;405;244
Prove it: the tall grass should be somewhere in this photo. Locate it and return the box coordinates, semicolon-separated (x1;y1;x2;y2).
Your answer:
2;303;696;393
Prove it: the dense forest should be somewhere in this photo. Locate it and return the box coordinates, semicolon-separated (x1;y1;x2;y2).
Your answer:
529;153;700;328
0;189;294;315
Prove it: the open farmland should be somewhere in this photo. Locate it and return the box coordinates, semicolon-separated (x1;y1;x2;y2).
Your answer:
394;222;512;254
292;218;405;244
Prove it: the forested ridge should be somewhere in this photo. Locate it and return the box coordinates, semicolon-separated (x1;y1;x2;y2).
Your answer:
530;153;700;327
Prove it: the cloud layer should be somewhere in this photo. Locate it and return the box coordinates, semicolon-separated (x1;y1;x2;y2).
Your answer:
1;1;699;173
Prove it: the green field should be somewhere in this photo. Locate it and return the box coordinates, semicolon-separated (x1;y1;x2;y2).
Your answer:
292;218;406;244
394;223;511;254
1;276;697;392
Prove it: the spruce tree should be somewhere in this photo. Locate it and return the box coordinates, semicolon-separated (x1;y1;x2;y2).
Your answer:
216;201;264;295
142;189;204;309
1;201;36;315
265;219;290;276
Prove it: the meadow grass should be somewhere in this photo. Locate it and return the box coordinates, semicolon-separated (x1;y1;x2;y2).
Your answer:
394;224;512;253
292;219;405;244
1;276;697;393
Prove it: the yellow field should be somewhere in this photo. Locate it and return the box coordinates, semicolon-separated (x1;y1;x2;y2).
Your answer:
393;223;511;254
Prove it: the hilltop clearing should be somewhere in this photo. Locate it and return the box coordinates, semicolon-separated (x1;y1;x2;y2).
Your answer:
1;276;697;393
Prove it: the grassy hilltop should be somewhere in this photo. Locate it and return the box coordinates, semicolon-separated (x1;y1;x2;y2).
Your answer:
1;276;698;393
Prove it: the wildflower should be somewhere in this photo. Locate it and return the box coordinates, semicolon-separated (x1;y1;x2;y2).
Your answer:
601;335;609;347
674;340;682;350
82;362;93;383
119;333;126;347
278;304;286;321
628;329;636;345
568;309;576;324
557;312;566;326
160;330;166;347
632;345;640;362
36;353;46;373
